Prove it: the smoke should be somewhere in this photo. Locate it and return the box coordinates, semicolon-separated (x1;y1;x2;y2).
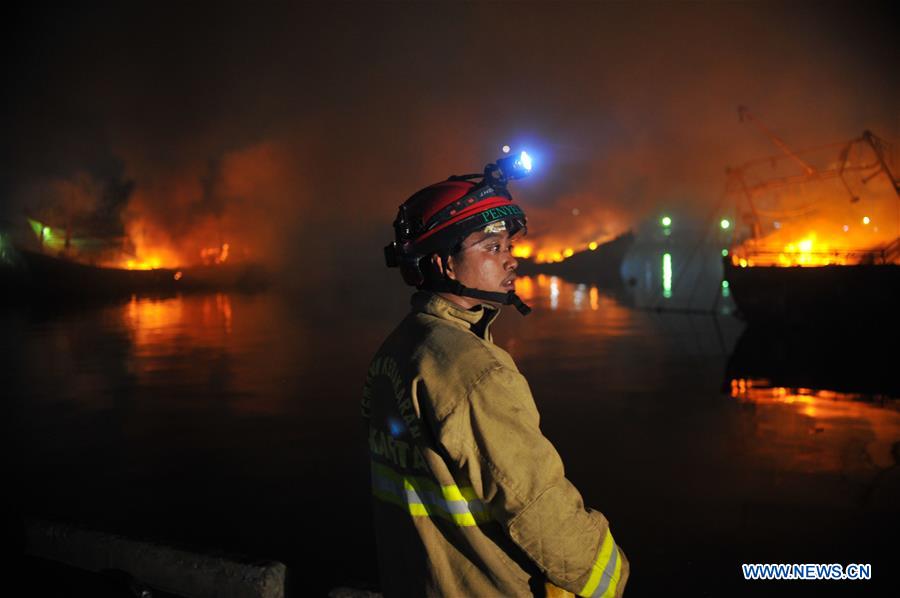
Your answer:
1;1;896;283
116;140;302;267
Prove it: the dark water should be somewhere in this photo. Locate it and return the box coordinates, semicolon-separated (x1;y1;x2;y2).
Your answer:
4;263;899;596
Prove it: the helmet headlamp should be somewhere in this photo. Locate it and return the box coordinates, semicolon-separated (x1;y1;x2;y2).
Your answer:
484;150;533;186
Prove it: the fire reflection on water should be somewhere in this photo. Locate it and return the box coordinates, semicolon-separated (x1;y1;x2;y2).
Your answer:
513;275;534;302
730;378;900;473
517;275;611;313
125;293;234;344
511;275;633;336
12;273;898;590
119;293;290;415
125;294;186;351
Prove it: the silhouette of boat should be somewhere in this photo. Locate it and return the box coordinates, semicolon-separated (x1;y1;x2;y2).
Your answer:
722;129;899;327
723;242;900;327
1;246;269;303
516;230;635;285
1;213;269;302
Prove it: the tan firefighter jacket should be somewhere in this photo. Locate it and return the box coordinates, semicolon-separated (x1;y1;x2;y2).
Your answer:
362;292;628;597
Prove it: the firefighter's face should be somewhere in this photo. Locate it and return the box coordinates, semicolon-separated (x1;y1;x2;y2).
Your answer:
443;229;520;300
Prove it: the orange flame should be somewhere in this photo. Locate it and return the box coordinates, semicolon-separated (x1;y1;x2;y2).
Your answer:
115;218;183;270
522;238;613;263
730;228;890;268
200;243;230;265
511;244;532;259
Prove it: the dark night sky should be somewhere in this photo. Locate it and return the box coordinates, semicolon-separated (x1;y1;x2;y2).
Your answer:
2;1;897;285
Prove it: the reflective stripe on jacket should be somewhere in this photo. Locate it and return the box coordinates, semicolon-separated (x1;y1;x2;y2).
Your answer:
362;292;628;597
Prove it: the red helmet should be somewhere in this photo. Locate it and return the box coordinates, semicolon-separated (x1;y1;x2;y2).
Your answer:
385;178;526;286
384;156;532;315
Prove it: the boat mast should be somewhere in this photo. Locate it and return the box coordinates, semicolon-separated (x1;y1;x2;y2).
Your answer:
861;130;900;198
738;105;817;176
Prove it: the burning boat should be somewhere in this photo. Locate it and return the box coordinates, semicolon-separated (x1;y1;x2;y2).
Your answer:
722;127;899;327
1;216;268;302
515;230;635;285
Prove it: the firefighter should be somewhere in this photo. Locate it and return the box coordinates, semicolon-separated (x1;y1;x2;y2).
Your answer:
364;153;628;597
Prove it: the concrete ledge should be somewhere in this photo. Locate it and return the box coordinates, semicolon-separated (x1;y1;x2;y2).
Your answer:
24;519;286;598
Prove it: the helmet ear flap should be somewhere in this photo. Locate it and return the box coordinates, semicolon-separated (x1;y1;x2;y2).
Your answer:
399;255;425;287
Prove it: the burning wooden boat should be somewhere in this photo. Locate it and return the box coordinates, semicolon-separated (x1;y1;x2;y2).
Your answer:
3;247;269;300
7;247;180;297
722;127;900;327
516;230;635;285
1;217;268;302
724;251;900;326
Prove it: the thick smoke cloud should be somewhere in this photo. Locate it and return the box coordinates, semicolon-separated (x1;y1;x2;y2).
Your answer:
1;2;896;284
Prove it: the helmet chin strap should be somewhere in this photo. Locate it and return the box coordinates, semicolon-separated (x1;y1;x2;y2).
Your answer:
426;278;532;316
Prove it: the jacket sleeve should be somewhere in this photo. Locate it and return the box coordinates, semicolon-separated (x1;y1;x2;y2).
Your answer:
439;365;629;597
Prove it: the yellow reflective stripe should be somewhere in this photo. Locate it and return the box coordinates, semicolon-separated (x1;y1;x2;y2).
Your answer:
600;554;622;598
580;530;616;597
452;512;477;526
441;485;464;501
441;485;489;524
442;484;481;503
371;461;490;527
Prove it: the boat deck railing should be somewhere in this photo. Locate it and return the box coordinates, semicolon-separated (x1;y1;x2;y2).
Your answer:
730;238;900;267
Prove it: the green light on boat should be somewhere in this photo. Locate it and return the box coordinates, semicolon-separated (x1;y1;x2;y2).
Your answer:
28;218;44;238
662;252;672;298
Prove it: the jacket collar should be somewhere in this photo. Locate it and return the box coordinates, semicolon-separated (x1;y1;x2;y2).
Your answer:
411;291;500;337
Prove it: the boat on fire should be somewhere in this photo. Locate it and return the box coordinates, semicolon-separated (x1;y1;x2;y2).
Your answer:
516;230;635;285
723;244;900;326
1;217;268;302
2;247;268;301
722;129;900;327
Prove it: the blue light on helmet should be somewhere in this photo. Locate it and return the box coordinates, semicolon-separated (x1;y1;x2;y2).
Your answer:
516;151;532;173
495;149;534;181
